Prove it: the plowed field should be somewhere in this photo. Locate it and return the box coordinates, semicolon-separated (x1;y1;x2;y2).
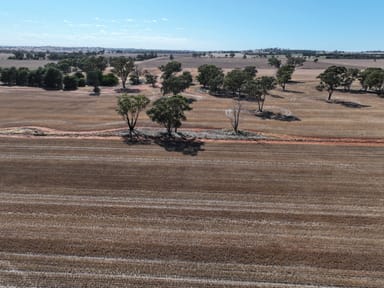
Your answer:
1;137;383;287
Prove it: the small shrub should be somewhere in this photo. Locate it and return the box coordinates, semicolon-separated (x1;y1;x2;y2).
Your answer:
101;73;119;86
78;78;86;87
63;75;79;90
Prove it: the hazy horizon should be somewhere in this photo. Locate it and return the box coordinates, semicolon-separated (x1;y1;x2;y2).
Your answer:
1;0;384;51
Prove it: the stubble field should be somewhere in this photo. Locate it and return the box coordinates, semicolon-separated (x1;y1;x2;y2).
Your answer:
0;137;383;287
0;56;384;287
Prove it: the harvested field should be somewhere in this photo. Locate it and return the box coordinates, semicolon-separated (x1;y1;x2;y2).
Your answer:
137;54;384;70
1;67;383;138
1;55;383;139
0;53;55;69
0;54;383;287
0;137;383;287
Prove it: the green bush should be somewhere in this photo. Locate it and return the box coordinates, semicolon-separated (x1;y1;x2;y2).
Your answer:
77;78;86;87
101;73;119;86
63;75;79;90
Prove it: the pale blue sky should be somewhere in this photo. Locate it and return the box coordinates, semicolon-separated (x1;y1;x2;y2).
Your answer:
0;0;383;51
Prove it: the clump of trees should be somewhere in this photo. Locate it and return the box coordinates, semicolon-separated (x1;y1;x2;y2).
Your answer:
0;66;63;89
196;64;276;133
359;68;384;95
115;92;193;138
196;64;224;93
317;66;384;100
286;55;306;67
269;56;306;91
8;50;46;60
160;61;193;95
0;54;123;93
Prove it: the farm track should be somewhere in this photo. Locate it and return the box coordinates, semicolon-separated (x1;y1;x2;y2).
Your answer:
0;137;383;287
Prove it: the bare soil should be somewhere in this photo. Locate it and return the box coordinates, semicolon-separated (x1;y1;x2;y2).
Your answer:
0;137;384;287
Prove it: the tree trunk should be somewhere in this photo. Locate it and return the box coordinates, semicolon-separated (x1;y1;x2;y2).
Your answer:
166;125;172;137
257;99;262;112
328;89;333;101
259;95;266;112
259;101;264;112
128;128;133;139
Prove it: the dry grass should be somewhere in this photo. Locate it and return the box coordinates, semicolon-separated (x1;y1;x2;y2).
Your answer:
0;137;383;287
0;53;55;69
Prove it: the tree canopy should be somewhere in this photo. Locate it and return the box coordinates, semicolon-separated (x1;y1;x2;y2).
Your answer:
63;75;79;90
363;69;384;94
161;72;192;95
86;70;102;94
268;56;282;68
224;69;250;96
116;94;150;137
242;76;276;112
159;61;182;79
286;56;306;67
196;64;224;93
147;95;192;135
110;56;135;89
317;66;347;100
359;67;384;94
43;67;63;90
276;65;295;91
340;68;359;92
144;71;158;87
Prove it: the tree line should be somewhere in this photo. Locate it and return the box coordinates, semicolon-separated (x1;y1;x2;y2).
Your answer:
0;55;152;93
0;65;119;92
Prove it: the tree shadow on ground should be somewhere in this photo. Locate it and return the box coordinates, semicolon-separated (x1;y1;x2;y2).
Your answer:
122;134;152;145
122;132;205;156
114;88;141;94
255;111;301;122
154;135;205;156
339;89;366;95
268;93;285;99
327;99;370;109
281;89;304;94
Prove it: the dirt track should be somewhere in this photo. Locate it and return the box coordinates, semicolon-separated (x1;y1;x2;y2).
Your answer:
1;137;383;287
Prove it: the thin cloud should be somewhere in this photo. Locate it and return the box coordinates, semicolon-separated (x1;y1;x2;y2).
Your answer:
161;17;169;21
22;19;43;24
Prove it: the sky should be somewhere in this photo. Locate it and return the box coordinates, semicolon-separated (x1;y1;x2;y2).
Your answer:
0;0;383;51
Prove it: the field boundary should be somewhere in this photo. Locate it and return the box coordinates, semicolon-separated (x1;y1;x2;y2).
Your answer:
0;126;383;147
